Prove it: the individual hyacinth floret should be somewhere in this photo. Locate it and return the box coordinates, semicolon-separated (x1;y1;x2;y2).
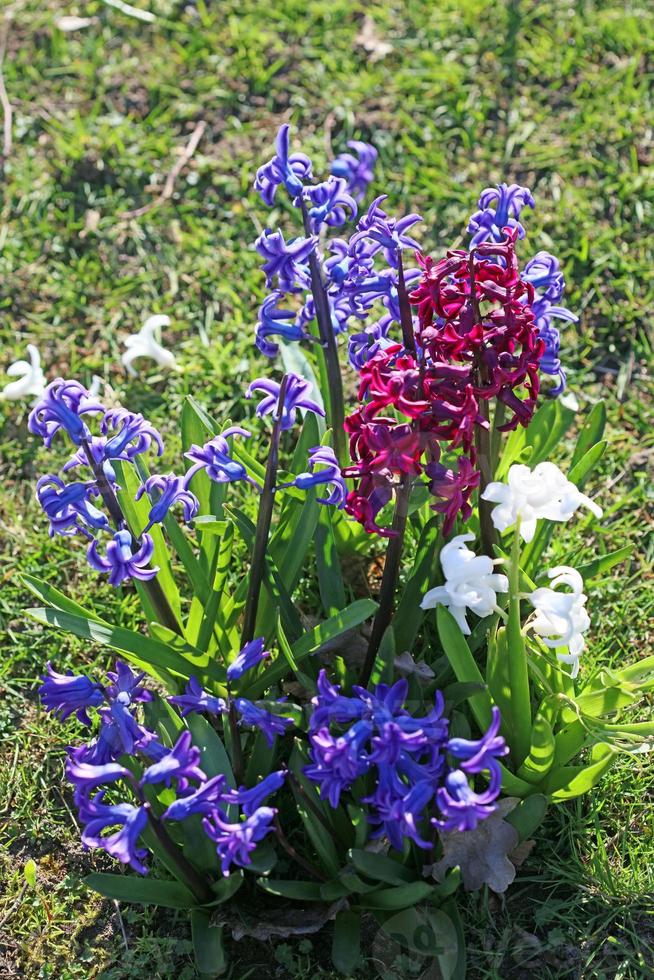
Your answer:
254;123;313;206
246;372;324;431
330;140;378;201
28;379;105;447
135;473;199;531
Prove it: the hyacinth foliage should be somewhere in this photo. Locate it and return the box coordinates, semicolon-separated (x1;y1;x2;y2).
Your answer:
26;130;654;977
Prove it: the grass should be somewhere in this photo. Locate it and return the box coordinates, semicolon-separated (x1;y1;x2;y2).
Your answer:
0;0;653;976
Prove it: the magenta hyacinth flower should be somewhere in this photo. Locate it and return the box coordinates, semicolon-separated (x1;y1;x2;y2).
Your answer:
87;529;158;586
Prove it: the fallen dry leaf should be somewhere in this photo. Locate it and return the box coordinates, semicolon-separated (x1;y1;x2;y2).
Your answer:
428;798;520;893
356;15;393;62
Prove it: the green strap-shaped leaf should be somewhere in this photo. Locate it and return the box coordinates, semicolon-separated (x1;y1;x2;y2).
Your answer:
392;516;442;652
570;400;606;468
348;848;415;886
331;910;361;974
568;440;607;488
191;909;226;976
28;607;225;687
545;743;617;800
84;872;196;909
256;878;325;901
359;881;435;911
247;598;378;699
505;794;548;841
436;605;493;731
516;713;556;783
21;573;109;624
315;504;347;617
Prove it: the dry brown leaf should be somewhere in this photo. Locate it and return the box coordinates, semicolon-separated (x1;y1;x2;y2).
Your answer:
428;798;520;893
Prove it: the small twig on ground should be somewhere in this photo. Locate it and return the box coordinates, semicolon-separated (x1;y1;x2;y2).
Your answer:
120;120;207;220
0;881;28;933
101;0;156;23
0;13;13;172
113;901;130;952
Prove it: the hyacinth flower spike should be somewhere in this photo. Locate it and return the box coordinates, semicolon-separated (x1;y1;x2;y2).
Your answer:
121;314;177;377
1;344;46;402
246;372;324;431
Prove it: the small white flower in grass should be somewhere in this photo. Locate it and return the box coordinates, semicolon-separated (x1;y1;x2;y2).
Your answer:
0;344;46;402
527;566;590;678
121;314;177;377
481;461;602;543
421;532;509;635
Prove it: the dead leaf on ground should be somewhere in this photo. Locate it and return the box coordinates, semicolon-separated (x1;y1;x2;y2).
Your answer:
428;798;520;893
215;898;347;940
356;16;393;62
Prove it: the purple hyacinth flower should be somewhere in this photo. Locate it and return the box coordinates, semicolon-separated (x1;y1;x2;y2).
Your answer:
100;700;147;756
330;140;378;202
532;296;577;397
184;426;257;489
348;320;393;370
233;699;294;747
523;251;565;302
434;769;500;832
323;236;377;287
351;196;422;267
135;473;199;531
63;436;119;484
447;706;508;789
467;182;535;247
304;720;372;808
223;770;286;817
255;229;316;292
255;290;309;358
73;720;124;766
203;805;277;876
78;790;149;874
246;372;324;431
304;176;357;231
28;379;104;447
101;409;164;460
66;756;133;798
254;124;313;206
169;677;228;717
367;781;434;851
163;774;228;822
105;661;152;705
38;662;104;725
308;670;367;731
279;446;346;507
141;730;206;792
226;637;270;683
36;475;109;538
87;529;158;586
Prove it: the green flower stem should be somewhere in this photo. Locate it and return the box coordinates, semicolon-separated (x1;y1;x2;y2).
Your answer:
358;477;412;689
145;805;213;905
240;373;289;646
506;518;532;766
299;198;346;465
81;438;182;636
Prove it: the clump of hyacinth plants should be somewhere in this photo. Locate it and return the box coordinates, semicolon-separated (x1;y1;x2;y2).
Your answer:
28;128;653;977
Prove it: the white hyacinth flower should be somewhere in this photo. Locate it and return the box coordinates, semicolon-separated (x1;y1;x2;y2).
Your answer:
527;566;590;678
0;344;46;402
481;461;603;542
421;532;509;635
121;314;177;377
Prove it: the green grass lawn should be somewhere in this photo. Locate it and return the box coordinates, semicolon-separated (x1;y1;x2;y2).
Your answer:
1;0;653;976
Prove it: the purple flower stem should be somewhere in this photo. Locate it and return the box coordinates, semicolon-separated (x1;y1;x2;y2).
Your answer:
299;198;346;465
80;438;182;636
397;253;417;356
359;476;413;689
144;803;214;904
273;814;327;881
467;253;497;558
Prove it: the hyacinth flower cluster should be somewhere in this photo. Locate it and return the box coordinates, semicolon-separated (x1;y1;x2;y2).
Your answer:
467;183;577;396
38;652;291;879
253;125;420;366
305;671;508;842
